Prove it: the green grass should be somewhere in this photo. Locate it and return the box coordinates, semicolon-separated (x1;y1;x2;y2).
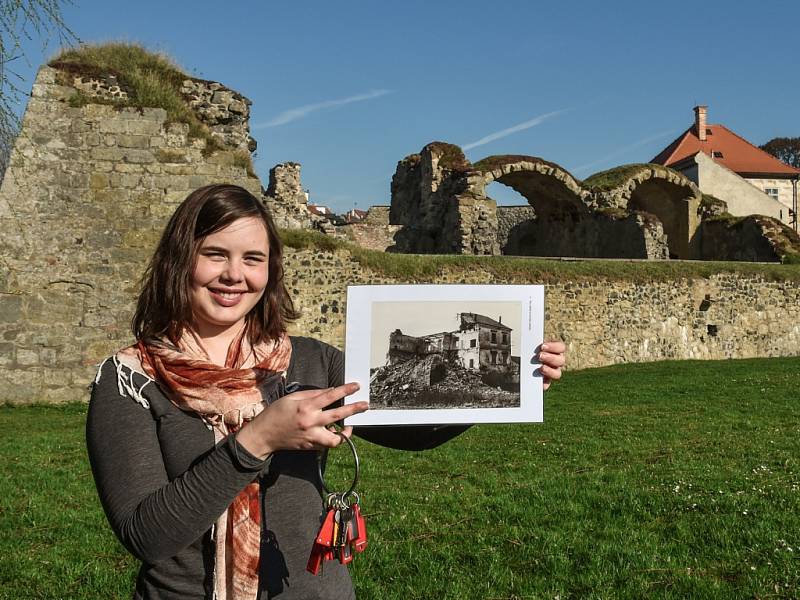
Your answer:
279;228;800;283
49;42;229;156
581;163;677;192
1;357;799;598
472;154;567;176
425;141;472;172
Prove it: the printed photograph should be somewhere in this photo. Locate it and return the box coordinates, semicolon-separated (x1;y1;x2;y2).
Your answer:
344;284;544;426
368;301;521;410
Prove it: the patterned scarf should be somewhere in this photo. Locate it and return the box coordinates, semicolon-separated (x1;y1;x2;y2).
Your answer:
117;326;292;600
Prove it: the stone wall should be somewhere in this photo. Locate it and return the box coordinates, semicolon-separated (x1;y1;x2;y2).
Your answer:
283;249;800;371
387;146;707;259
2;69;799;405
697;216;797;262
389;143;495;254
385;148;800;261
0;66;266;404
263;162;315;229
180;79;256;153
3;229;799;404
497;205;536;250
496;206;669;259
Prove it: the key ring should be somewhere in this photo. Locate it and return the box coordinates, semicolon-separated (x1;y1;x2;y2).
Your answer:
317;431;360;497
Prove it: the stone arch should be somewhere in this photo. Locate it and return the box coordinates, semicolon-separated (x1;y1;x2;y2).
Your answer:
474;156;592;218
586;165;701;259
472;156;598;257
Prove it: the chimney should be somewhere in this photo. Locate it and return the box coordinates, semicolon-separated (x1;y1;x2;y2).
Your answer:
694;105;707;141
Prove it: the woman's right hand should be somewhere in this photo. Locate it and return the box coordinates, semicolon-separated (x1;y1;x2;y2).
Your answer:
235;383;368;460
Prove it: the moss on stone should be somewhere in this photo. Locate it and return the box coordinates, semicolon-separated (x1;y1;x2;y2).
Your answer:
472;154;565;175
703;214;800;261
232;150;258;178
698;193;729;219
705;213;746;226
424;142;471;172
782;253;800;264
754;216;800;259
582;164;657;191
49;43;225;153
700;193;727;209
67;91;89;108
595;207;629;220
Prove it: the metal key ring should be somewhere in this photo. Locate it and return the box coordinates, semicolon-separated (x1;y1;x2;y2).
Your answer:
317;431;360;497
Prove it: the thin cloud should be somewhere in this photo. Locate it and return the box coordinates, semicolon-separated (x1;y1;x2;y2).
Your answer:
462;109;567;151
571;129;679;175
255;89;392;128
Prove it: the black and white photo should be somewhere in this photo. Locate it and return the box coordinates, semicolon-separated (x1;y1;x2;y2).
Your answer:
344;285;544;425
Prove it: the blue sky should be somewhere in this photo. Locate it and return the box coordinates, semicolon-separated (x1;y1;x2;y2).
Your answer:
11;0;800;212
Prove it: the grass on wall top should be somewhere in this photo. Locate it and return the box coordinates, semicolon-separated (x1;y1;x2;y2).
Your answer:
581;163;660;191
278;228;800;283
49;42;226;155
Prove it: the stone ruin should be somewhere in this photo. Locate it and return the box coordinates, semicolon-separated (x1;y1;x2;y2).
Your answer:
384;142;800;262
0;63;321;401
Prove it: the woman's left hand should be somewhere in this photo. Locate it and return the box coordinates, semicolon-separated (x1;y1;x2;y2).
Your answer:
538;341;566;391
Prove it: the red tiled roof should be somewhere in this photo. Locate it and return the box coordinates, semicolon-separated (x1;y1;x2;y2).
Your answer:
307;204;331;216
651;124;800;177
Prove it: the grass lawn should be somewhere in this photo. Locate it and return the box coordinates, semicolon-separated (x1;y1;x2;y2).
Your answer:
1;358;798;599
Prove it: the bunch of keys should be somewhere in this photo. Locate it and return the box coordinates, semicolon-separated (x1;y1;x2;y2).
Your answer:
307;432;368;575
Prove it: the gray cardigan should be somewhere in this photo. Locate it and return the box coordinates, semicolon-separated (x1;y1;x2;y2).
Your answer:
87;336;466;599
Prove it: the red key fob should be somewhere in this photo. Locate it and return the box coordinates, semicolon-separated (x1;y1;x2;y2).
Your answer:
306;545;325;575
315;509;336;547
350;503;368;553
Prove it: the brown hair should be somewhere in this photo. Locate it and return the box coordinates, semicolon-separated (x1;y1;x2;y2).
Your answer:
132;184;298;344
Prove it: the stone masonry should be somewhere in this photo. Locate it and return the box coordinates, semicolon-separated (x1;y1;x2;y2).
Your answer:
263;162;316;229
283;248;800;375
180;79;256;153
0;66;266;403
1;66;799;405
386;144;800;261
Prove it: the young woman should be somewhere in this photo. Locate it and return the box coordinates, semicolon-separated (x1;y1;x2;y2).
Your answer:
87;184;566;600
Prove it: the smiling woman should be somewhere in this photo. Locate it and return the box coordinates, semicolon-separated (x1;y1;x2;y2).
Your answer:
190;218;271;364
86;183;566;600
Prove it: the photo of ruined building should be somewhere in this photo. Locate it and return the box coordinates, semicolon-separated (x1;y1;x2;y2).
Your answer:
370;311;521;410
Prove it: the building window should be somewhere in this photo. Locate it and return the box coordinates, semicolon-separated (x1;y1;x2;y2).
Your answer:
712;151;724;158
490;350;497;364
502;332;509;345
469;359;474;369
765;188;779;201
491;331;497;343
470;339;476;348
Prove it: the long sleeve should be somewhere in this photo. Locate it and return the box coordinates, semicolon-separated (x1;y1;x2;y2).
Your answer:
86;359;269;564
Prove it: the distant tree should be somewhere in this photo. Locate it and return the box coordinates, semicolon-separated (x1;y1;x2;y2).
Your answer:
759;137;800;169
0;0;77;176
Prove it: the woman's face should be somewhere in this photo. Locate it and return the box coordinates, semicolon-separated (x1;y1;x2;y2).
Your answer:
189;216;270;339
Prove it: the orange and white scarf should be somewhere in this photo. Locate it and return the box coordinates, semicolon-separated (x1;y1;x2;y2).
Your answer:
114;327;292;600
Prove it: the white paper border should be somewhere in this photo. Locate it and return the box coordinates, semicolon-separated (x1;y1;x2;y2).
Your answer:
344;284;544;425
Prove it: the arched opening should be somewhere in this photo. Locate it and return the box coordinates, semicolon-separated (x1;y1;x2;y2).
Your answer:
485;167;593;257
628;178;697;259
486;181;529;207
